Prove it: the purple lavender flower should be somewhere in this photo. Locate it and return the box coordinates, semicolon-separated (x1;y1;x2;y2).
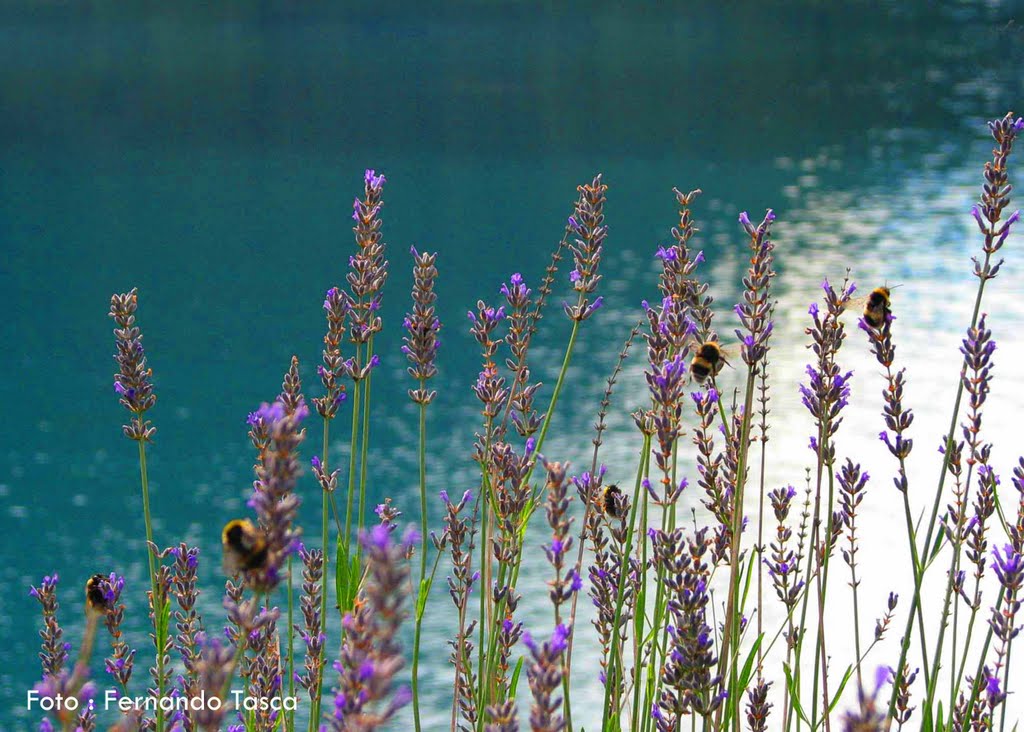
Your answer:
993;543;1024;594
325;525;414;731
30;575;68;677
91;573;135;690
375;497;402;534
501;272;544;439
166;544;201;708
242;400;306;592
542;458;576;620
959;314;995;466
971;113;1023;281
651;527;723;724
347;169;390;347
564;174;607;322
189;634;237;731
32;574;101;731
488;440;533;565
314;286;350;420
468;300;507;361
646;353;687;496
745;679;772;732
840;666;889;731
767;486;804;610
893;666;920;726
403;246;441;405
800;276;856;466
109;288;157;442
733;210;776;366
241;605;283;731
485;699;520;732
294;546;325;700
525;624;571;732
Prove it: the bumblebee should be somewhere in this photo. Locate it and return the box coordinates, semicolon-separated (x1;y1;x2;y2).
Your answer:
689;341;731;383
861;286;892;329
222;518;269;575
598;484;625;519
843;284;900;330
85;573;111;615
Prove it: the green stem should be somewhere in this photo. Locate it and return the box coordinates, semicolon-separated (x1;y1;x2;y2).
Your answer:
286;555;295;732
137;437;165;732
311;418;332;730
356;339;375;560
630;460;651;732
531;319;580;464
344;345;363;550
412;396;429;732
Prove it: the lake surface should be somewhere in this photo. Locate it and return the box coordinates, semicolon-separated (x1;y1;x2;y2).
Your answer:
3;2;1024;729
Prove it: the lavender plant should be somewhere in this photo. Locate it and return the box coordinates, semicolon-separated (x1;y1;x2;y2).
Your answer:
28;114;1024;732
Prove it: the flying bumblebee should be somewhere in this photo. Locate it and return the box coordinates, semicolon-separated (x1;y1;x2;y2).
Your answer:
598;484;625;519
222;518;269;575
861;286;893;329
688;340;735;383
85;573;111;615
846;284;900;330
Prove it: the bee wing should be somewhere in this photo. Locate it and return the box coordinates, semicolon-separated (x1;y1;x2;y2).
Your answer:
843;293;871;311
222;553;241;577
681;335;732;355
681;334;703;355
719;342;739;360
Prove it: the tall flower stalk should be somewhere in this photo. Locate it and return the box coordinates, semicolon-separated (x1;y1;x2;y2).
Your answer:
717;209;776;729
109;288;166;731
346;169;389;558
403;245;441;732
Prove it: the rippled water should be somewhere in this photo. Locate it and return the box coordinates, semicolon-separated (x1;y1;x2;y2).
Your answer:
3;2;1024;729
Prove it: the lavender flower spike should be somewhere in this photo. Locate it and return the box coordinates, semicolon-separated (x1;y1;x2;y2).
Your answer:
347;169;389;347
565;174;608;322
525;623;571;732
733;209;776;367
110;288;157;442
325;524;415;731
295;546;325;701
313;286;350;420
243;400;306;592
403;246;441;405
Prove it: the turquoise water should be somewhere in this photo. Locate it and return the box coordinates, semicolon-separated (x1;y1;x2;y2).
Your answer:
4;2;1024;729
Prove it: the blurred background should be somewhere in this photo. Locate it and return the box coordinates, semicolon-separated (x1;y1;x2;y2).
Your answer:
3;1;1024;728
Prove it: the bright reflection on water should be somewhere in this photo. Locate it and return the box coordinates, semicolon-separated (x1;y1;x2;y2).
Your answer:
3;1;1024;729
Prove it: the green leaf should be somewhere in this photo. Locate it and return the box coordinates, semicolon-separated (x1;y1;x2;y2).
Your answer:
415;576;433;618
740;551;757;612
336;538;361;614
783;663;810;725
154;591;172;645
738;634;765;691
928;525;947;566
826;665;854;713
509;656;525;698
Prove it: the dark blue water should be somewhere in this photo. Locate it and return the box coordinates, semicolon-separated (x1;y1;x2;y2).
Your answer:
4;2;1024;729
